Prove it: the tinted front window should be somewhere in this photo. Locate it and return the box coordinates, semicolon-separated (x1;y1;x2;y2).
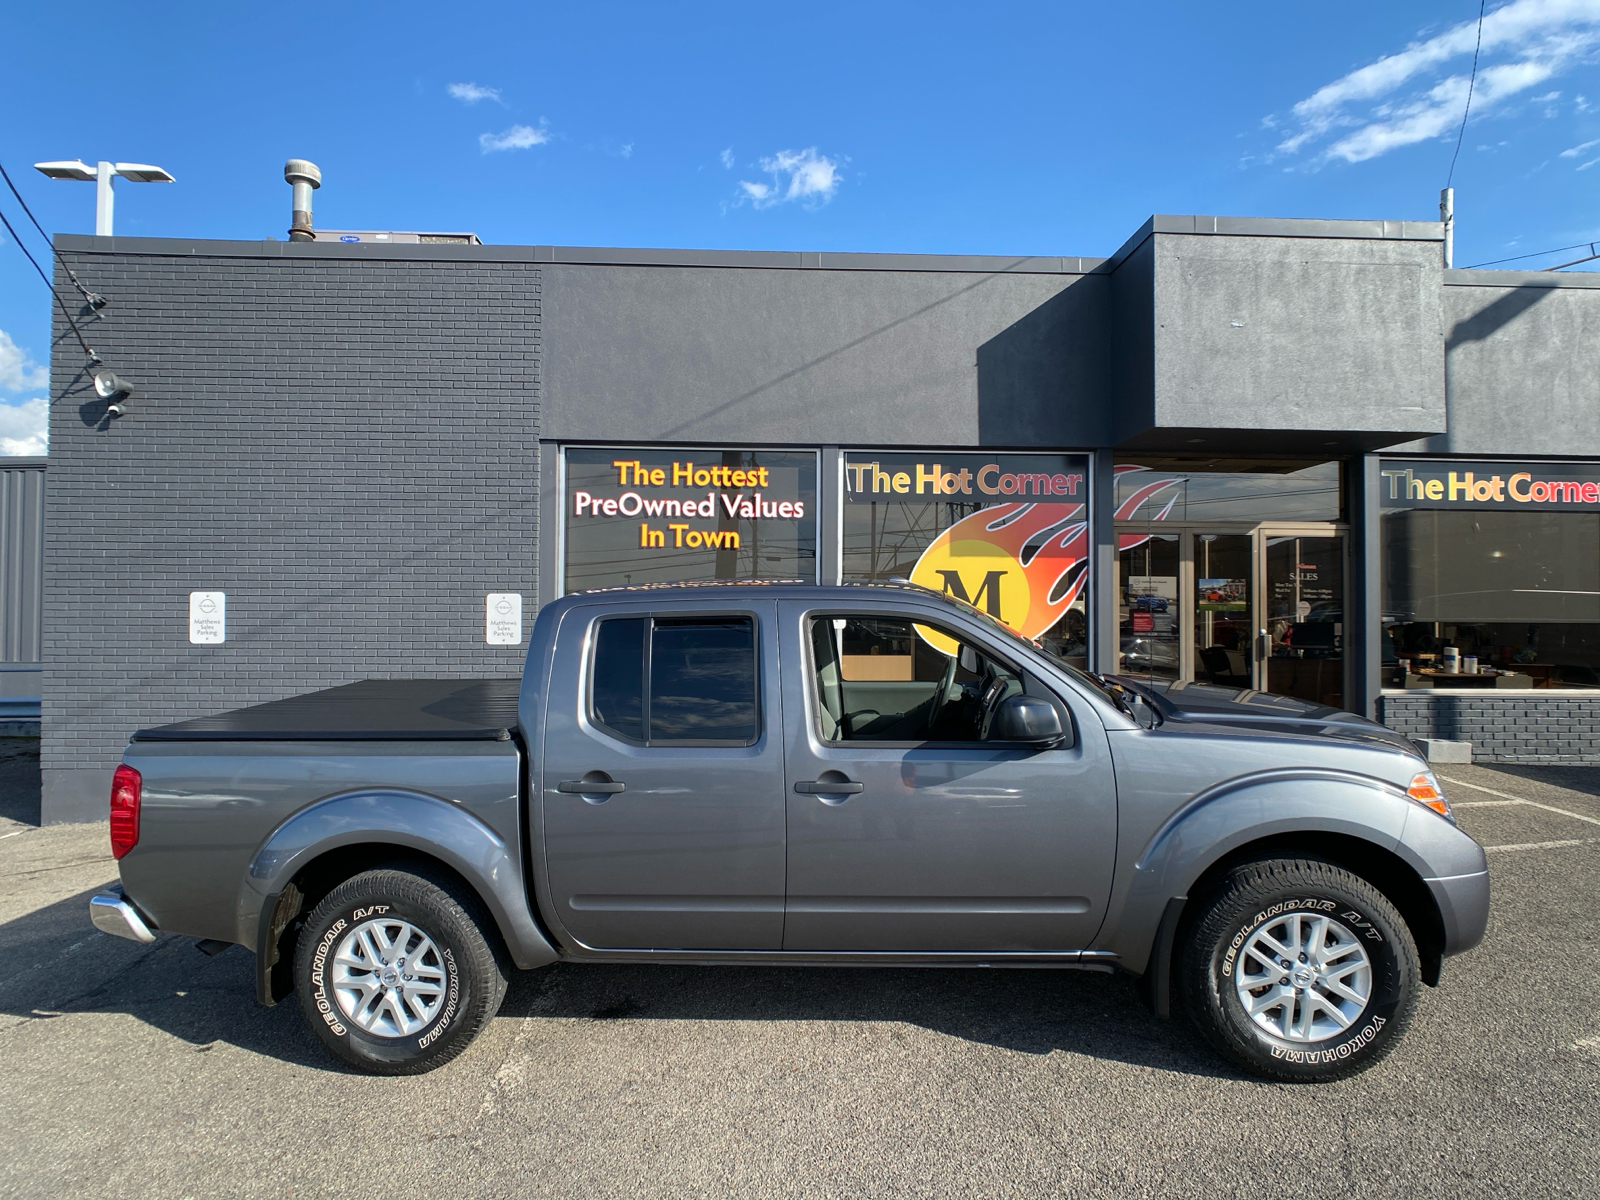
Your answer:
650;619;758;742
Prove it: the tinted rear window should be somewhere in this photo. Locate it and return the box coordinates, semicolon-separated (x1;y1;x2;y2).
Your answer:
650;619;758;743
589;615;759;745
592;618;645;741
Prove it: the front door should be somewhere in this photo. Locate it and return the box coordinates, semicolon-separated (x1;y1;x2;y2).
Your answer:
540;599;786;950
1262;530;1346;708
777;600;1118;953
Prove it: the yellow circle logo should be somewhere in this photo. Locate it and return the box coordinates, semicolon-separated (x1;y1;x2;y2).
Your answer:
909;503;1087;653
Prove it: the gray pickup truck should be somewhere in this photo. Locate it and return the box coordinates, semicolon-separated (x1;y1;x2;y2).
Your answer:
90;582;1488;1081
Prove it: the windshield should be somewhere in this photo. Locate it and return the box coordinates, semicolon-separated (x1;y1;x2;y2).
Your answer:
926;587;1134;712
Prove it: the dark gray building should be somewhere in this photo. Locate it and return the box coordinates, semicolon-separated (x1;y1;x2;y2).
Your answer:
38;212;1600;822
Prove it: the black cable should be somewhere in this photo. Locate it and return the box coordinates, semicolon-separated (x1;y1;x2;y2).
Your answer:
1446;0;1487;189
1464;242;1596;268
0;202;96;359
0;159;106;310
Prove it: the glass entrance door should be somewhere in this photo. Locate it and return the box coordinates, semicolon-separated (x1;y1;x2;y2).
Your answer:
1117;533;1181;681
1262;531;1345;708
1192;534;1254;688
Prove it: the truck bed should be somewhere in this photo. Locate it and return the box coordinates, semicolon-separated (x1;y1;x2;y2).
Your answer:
130;678;522;742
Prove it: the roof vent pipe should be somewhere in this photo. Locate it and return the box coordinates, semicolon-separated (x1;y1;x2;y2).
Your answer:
285;159;321;242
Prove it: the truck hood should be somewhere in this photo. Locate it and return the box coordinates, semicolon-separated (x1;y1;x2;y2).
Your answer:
1107;677;1423;758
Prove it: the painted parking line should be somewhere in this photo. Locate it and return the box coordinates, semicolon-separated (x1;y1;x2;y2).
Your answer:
1436;776;1600;827
1483;838;1600;854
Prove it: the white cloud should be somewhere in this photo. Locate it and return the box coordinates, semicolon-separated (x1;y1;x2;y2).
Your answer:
448;82;502;105
736;147;842;209
1561;136;1600;154
480;123;549;153
620;142;633;158
1274;0;1600;164
0;397;46;456
0;329;47;392
720;147;735;169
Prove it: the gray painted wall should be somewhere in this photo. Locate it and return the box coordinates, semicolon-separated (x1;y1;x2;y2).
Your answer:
542;263;1109;448
1136;233;1446;453
1399;271;1600;457
43;248;541;821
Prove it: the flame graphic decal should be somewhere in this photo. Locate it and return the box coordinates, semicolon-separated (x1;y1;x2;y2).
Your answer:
906;468;1186;648
909;501;1087;642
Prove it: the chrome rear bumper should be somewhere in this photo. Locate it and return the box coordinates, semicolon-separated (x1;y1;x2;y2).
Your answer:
89;888;156;944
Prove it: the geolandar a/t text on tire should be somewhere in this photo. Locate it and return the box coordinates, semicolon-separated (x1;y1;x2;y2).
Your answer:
1181;857;1421;1082
294;866;508;1075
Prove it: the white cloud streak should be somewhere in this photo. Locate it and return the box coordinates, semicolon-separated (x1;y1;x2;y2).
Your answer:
448;82;502;105
0;398;46;456
720;147;735;169
480;123;549;153
736;147;841;209
1275;0;1600;164
0;330;47;392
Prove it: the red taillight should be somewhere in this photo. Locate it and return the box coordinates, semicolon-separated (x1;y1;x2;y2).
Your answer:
110;764;141;859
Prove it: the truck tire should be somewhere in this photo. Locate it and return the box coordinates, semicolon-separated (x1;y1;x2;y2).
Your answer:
294;866;509;1075
1179;857;1419;1083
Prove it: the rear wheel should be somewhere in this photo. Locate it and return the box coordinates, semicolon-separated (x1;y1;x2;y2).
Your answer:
294;866;508;1075
1179;857;1419;1082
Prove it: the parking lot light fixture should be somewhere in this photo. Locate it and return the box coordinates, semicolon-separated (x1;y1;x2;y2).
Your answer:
33;159;176;236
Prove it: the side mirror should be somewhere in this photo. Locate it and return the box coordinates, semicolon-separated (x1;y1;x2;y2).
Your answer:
992;694;1067;747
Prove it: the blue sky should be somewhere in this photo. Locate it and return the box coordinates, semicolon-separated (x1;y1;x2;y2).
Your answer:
7;0;1600;453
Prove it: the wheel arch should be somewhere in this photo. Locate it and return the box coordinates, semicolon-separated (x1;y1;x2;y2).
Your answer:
245;789;559;1006
1141;832;1446;1019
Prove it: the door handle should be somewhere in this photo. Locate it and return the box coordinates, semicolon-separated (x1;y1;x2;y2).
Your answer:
794;779;864;795
557;778;626;794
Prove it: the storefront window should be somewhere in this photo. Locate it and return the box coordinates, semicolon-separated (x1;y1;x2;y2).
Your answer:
841;452;1091;666
1382;510;1600;688
1380;460;1600;689
563;447;817;592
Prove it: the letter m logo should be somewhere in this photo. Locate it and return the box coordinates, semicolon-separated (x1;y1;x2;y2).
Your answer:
936;569;1007;618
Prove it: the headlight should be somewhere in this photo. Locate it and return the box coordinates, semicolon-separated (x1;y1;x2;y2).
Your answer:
1406;770;1453;821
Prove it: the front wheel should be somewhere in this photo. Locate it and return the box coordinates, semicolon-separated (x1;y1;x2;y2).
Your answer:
294;866;508;1075
1180;857;1419;1082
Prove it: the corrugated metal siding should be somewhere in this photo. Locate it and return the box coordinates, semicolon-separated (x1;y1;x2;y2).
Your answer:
1;459;45;663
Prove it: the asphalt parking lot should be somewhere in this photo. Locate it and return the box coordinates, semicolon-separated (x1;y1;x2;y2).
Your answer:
2;739;1598;1199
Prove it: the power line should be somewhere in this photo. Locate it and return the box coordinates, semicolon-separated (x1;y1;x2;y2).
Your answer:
1446;0;1487;189
1464;242;1597;268
0;159;106;311
0;200;95;359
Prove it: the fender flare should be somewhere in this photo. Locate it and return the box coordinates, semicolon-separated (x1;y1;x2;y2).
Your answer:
1107;768;1415;977
241;789;559;1004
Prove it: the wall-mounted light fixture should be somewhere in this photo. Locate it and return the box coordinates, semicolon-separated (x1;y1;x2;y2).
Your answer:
90;364;135;417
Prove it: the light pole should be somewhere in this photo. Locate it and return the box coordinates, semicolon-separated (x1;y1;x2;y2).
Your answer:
33;159;175;236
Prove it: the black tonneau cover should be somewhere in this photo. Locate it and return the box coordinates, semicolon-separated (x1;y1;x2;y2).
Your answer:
131;679;522;742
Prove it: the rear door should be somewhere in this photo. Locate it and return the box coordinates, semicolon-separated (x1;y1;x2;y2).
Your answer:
778;599;1118;953
540;599;785;950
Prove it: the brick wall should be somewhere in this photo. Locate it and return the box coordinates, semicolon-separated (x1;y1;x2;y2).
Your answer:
1378;693;1600;762
44;247;541;819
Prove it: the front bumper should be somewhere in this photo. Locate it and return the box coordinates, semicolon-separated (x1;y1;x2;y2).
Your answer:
89;886;156;944
1427;869;1491;956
